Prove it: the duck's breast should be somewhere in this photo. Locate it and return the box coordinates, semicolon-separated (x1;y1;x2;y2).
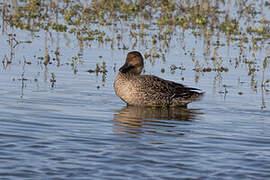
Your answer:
114;73;136;104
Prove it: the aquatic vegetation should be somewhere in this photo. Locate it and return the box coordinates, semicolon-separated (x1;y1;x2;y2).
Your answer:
219;19;239;35
50;72;56;88
1;0;270;101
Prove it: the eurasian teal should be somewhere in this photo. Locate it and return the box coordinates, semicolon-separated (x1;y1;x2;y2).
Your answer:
114;51;202;107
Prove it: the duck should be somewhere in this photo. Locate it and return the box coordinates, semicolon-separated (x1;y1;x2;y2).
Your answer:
114;51;203;107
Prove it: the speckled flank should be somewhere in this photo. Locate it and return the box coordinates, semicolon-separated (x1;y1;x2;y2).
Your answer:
114;51;203;107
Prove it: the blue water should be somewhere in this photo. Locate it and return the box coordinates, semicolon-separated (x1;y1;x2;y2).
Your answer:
1;1;270;179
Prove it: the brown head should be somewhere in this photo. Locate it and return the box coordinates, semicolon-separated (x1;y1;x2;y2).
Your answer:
119;51;144;75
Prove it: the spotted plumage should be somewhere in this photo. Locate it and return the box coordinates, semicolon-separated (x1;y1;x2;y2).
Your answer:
114;51;203;107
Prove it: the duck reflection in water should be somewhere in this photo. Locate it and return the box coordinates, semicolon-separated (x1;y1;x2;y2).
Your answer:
113;106;200;135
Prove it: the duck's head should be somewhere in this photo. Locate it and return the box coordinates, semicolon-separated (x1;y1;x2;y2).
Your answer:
119;51;144;75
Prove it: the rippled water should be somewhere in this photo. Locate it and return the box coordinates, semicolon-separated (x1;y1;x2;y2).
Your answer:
1;45;269;179
1;1;270;179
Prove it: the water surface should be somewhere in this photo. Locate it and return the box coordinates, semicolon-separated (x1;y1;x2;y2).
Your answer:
0;1;270;179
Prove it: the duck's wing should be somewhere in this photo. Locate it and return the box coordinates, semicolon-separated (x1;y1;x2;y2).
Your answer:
136;75;202;99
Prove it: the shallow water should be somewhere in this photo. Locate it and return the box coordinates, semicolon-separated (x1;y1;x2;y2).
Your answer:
1;1;270;179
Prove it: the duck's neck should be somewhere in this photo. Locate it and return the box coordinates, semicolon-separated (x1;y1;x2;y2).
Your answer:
117;72;139;79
